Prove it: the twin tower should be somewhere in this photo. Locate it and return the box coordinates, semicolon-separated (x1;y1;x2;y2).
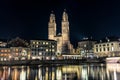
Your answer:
48;10;73;54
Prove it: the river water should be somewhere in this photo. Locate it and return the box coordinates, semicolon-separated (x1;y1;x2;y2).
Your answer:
0;63;120;80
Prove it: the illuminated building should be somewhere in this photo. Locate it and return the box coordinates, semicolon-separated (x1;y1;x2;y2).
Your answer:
30;40;57;60
0;41;7;47
48;10;73;54
77;37;96;58
0;37;31;61
10;47;31;60
94;37;120;57
0;48;11;61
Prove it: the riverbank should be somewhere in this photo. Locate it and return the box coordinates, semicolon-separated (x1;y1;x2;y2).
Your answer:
0;59;105;66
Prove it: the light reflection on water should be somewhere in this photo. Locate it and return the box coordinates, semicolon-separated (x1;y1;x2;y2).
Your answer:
0;64;120;80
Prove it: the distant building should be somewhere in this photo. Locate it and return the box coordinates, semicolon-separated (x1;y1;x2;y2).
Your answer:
0;48;11;61
10;47;31;60
0;37;31;61
77;37;96;57
48;10;73;54
94;37;120;57
30;40;57;60
0;41;7;47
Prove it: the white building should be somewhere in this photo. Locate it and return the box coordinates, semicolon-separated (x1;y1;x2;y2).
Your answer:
94;38;120;57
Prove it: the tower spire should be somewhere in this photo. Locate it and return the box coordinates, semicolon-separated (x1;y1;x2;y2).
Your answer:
62;9;68;22
49;11;56;23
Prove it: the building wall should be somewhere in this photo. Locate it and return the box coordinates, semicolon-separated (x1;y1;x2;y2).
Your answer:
94;41;120;57
0;47;31;61
10;47;31;60
77;40;96;57
0;48;11;61
30;40;57;60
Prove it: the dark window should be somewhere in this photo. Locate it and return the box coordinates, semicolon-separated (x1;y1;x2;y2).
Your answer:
107;47;109;51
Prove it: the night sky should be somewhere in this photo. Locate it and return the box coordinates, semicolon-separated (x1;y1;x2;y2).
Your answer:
0;0;120;47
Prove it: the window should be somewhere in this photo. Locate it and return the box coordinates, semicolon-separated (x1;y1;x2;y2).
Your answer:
33;41;35;44
96;48;98;52
52;49;55;52
107;44;109;46
103;44;106;46
103;48;105;51
52;45;54;48
36;45;38;48
5;49;7;52
46;42;48;45
1;50;4;52
46;49;48;52
36;42;39;44
16;49;18;52
107;47;109;51
43;42;45;44
100;48;102;52
111;43;113;46
96;45;98;47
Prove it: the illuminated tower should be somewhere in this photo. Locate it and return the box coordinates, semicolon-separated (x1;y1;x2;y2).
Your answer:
61;10;70;53
48;10;73;54
62;9;69;41
48;11;56;40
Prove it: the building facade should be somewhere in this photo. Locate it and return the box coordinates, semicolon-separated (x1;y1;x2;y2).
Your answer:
30;40;57;60
48;10;73;54
0;48;11;61
77;38;96;58
0;37;31;61
94;41;120;57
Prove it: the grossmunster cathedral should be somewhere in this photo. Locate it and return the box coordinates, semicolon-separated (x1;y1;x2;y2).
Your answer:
48;10;73;54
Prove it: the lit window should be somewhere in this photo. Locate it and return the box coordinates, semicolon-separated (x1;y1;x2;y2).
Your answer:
8;50;10;52
52;45;54;48
52;49;55;52
36;45;38;48
16;53;18;56
46;49;48;52
33;41;35;44
46;42;48;44
36;42;39;44
5;50;7;52
16;49;18;52
1;50;4;52
43;42;45;44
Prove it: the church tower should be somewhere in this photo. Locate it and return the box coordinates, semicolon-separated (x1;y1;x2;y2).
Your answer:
61;10;70;54
48;11;56;40
62;9;69;41
48;10;73;54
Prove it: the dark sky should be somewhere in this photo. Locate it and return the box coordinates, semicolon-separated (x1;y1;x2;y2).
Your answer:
0;0;120;47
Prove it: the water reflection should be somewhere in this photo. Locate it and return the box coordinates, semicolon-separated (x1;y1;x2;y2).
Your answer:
0;64;120;80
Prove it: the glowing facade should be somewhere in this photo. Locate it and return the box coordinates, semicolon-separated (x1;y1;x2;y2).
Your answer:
48;10;73;54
